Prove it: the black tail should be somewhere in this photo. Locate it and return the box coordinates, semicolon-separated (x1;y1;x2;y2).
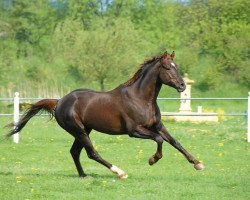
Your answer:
6;99;58;137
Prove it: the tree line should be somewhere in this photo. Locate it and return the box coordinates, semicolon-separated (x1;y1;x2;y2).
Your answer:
0;0;249;97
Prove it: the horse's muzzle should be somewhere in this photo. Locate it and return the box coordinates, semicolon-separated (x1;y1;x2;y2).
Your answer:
177;82;186;92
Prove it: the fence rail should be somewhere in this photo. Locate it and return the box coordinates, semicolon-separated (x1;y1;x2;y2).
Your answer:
1;92;250;143
158;97;248;100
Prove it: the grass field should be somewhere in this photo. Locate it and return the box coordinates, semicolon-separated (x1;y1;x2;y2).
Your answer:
0;116;249;200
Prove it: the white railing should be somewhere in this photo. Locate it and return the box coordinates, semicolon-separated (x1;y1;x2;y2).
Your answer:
0;92;249;143
248;92;250;142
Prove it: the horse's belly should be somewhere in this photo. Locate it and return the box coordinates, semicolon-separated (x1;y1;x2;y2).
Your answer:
83;108;125;135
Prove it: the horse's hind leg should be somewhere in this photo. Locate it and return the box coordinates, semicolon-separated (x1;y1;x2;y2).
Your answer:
70;139;86;177
77;133;128;179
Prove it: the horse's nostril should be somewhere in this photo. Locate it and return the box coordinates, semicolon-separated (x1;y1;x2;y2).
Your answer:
179;82;186;92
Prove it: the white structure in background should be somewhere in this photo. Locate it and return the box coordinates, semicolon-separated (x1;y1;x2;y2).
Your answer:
179;73;194;113
13;92;19;143
172;73;218;122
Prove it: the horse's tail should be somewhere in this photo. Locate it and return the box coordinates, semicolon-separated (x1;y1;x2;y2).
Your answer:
6;99;59;137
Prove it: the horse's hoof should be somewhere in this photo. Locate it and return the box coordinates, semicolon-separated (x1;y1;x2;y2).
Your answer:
119;173;128;179
149;157;156;165
194;163;205;170
79;174;87;178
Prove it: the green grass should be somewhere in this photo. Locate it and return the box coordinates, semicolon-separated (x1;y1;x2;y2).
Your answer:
0;117;249;200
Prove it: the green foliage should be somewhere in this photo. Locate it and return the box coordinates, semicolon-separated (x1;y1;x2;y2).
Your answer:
0;0;249;96
8;0;57;55
53;17;146;90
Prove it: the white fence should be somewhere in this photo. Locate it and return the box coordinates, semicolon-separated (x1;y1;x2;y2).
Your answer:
0;92;250;143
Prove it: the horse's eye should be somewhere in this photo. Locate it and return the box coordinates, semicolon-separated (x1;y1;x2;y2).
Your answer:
163;65;171;70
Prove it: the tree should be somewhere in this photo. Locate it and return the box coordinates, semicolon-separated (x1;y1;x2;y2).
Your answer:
54;17;146;90
0;0;249;95
8;0;58;57
175;0;250;89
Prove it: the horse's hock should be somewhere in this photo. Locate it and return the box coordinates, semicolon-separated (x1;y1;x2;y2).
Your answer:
162;73;218;123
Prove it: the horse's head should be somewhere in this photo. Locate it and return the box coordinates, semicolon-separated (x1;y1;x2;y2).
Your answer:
158;51;186;92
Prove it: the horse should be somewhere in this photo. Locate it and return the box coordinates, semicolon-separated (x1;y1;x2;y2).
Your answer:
7;51;204;179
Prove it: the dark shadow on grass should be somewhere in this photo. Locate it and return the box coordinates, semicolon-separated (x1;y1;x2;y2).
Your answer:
0;172;13;176
0;170;118;180
57;173;116;179
0;166;147;181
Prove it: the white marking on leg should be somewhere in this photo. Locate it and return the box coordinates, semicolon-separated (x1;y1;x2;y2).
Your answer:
110;165;128;179
194;163;205;170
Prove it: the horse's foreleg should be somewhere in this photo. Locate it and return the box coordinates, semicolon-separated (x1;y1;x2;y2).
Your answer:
77;134;128;179
158;123;204;170
133;126;163;165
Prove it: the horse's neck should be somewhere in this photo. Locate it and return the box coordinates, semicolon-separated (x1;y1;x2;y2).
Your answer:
131;63;161;102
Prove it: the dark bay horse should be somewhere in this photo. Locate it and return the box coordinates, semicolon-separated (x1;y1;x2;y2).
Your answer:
7;51;204;179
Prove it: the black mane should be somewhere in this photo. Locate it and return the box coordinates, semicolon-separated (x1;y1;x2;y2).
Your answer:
122;56;160;87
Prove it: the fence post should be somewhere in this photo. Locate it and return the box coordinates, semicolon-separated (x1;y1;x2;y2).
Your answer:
13;92;19;143
248;92;250;143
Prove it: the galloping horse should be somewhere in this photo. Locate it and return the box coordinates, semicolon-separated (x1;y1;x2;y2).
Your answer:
7;51;204;179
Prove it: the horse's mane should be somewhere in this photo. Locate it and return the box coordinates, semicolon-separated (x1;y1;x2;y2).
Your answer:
122;56;161;87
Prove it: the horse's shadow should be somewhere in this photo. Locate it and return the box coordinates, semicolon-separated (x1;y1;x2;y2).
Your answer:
60;173;116;179
0;171;120;180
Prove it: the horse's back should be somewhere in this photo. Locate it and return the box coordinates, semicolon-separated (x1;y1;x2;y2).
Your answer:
55;88;127;134
56;88;99;115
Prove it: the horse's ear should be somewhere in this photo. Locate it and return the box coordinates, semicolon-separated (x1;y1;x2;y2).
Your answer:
162;51;168;59
170;51;175;59
161;51;168;65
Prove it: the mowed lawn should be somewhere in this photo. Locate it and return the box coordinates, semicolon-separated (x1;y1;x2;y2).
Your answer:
0;116;249;200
